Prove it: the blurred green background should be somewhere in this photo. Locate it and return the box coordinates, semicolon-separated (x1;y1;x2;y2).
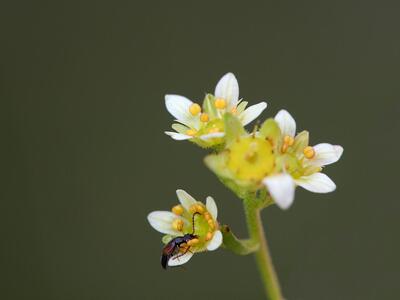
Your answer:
2;1;399;299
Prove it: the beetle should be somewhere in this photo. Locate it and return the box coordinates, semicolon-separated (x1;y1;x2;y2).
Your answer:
161;212;200;269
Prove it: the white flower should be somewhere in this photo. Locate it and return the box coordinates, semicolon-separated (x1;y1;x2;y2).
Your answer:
262;110;343;210
147;189;223;267
165;73;267;146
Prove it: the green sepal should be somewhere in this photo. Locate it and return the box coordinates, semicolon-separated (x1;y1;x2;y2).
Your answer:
259;118;281;150
204;152;263;199
204;151;232;179
224;113;246;146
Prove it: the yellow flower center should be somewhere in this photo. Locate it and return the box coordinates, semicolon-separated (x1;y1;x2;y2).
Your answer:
227;136;275;181
174;203;219;251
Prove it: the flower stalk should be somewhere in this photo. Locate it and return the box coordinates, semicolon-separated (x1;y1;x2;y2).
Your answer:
243;196;284;300
221;191;283;299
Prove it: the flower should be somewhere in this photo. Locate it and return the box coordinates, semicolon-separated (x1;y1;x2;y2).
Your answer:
262;109;343;209
205;112;343;210
164;72;267;148
147;189;223;267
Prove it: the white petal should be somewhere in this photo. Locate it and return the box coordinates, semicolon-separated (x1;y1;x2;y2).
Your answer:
206;196;218;220
147;211;181;235
164;131;192;140
275;109;296;137
306;144;344;167
176;189;197;211
168;251;194;267
295;173;336;193
165;94;200;129
239;102;267;126
263;174;296;210
207;230;222;251
199;132;225;141
214;72;239;108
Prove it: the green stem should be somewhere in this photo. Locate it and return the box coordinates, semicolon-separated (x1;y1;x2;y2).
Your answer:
243;197;284;300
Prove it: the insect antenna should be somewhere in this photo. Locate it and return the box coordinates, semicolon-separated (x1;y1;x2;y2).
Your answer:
191;212;200;234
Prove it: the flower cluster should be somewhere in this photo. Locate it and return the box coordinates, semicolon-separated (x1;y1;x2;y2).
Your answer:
205;110;343;209
147;72;343;267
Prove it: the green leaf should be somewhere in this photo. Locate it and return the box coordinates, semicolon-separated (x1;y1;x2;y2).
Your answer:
221;225;259;255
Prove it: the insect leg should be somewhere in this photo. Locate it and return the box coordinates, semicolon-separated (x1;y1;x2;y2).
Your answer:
172;245;191;261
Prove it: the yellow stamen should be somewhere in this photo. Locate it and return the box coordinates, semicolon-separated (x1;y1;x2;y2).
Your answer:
189;103;201;116
171;204;184;215
195;204;205;214
284;135;294;146
172;219;184;231
204;212;211;221
200;113;209;122
214;98;227;109
187;238;199;246
205;231;213;241
189;204;198;214
303;146;316;159
186;129;197;136
207;219;215;230
281;135;294;153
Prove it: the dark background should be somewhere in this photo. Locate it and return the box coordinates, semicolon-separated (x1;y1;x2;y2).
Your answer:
2;1;400;299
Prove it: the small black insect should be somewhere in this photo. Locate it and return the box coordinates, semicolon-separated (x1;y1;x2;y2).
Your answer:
161;212;199;269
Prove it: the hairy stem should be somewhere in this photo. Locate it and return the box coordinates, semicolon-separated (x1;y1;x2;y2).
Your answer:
243;197;284;300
